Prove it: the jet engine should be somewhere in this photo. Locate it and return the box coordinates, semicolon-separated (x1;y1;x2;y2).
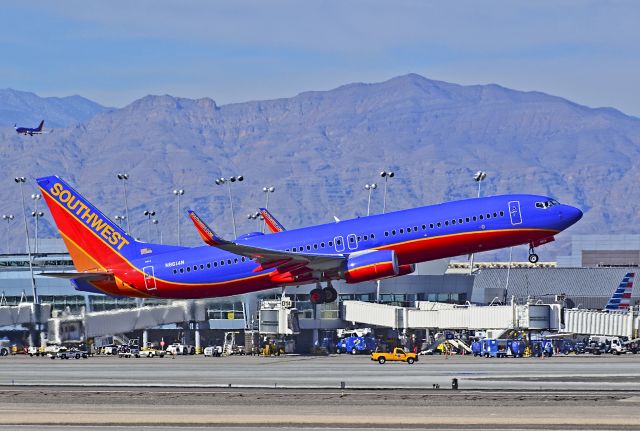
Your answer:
342;250;399;283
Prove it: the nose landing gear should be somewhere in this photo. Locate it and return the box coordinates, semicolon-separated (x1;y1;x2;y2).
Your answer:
528;244;539;264
310;282;338;304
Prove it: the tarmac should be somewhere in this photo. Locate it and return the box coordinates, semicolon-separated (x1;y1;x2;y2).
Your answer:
1;354;640;429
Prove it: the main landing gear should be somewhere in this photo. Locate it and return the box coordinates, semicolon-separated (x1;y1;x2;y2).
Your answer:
310;282;338;304
528;244;539;264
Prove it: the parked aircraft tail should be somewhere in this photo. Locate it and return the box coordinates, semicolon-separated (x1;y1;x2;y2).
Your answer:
604;272;635;310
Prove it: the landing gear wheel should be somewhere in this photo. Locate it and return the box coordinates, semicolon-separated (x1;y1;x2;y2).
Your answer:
528;253;539;264
310;288;324;304
322;286;338;303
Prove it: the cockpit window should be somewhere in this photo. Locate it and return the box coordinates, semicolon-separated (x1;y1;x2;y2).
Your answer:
536;199;560;209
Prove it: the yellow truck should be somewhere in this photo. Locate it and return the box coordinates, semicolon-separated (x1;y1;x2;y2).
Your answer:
370;347;418;364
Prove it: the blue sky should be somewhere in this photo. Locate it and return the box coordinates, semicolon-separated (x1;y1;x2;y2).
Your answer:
2;0;639;116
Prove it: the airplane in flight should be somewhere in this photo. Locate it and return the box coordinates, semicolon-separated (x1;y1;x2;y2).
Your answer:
14;120;47;136
37;175;582;304
603;272;635;311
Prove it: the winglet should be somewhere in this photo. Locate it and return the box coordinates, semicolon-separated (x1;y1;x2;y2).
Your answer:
187;210;230;246
259;207;286;233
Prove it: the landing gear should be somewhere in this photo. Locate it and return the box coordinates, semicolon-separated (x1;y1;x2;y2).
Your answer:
310;282;338;304
528;244;539;264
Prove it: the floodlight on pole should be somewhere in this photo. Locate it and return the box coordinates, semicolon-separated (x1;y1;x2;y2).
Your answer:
248;211;262;231
114;215;126;228
116;173;131;233
474;171;487;198
379;171;395;214
30;193;43;254
364;183;377;216
172;189;185;245
143;210;156;242
152;219;162;244
261;186;275;232
216;175;243;239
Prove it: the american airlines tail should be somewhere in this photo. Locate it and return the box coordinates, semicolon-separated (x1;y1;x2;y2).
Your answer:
604;272;635;311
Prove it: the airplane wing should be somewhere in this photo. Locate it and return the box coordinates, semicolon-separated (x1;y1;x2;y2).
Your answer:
39;271;113;280
187;210;345;275
259;207;286;233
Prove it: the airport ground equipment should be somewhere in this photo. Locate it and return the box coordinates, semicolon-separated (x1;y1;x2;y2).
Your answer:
166;343;195;355
371;347;418;364
336;328;377;354
51;346;88;359
203;346;222;357
258;298;300;335
589;336;627;355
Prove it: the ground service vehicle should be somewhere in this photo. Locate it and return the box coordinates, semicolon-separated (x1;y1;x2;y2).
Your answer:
204;346;222;357
371;348;418;364
336;335;377;355
166;343;195;355
52;347;88;360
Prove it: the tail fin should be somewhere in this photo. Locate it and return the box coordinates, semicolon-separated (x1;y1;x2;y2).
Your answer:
36;176;139;272
259;207;286;233
187;210;230;246
36;120;44;131
604;272;635;311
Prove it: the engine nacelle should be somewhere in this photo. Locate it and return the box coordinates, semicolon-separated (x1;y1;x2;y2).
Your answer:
342;250;399;284
396;264;416;276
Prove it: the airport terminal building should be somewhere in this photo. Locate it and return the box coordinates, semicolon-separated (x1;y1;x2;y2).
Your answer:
0;235;637;349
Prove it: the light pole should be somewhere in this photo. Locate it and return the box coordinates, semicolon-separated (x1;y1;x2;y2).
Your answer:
152;219;162;244
364;183;377;216
14;177;37;305
469;171;487;275
143;210;156;242
173;189;184;245
474;171;487;198
215;176;243;239
31;193;43;254
262;186;274;232
248;211;261;231
380;171;395;214
114;215;126;228
116;173;131;233
2;214;14;254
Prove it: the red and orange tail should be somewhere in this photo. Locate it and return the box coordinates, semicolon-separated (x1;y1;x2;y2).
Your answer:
36;176;139;272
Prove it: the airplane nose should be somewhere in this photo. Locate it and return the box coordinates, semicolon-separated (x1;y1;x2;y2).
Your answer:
559;205;583;228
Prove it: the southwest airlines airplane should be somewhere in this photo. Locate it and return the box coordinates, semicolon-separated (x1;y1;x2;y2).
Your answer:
37;176;582;304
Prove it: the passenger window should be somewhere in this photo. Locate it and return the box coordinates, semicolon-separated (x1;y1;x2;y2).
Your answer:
214;262;218;267
313;244;318;249
371;233;375;239
400;229;404;234
187;267;191;272
493;212;497;218
227;259;232;265
363;235;368;241
329;241;334;246
385;231;389;236
200;264;204;270
321;242;325;247
486;213;491;218
357;236;361;241
429;224;434;229
465;217;470;223
422;224;426;230
173;269;177;274
220;261;224;266
193;265;197;271
413;226;418;232
234;258;238;264
349;237;355;243
180;268;184;273
392;230;396;235
452;219;456;225
500;211;504;216
337;239;341;245
437;222;441;228
479;215;484;220
207;263;211;269
473;216;477;221
306;245;311;250
242;257;246;262
459;218;463;224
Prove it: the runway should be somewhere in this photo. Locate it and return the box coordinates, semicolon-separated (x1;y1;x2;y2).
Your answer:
2;354;640;429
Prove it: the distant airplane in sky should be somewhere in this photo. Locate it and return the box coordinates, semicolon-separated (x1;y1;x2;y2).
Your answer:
37;175;582;304
604;272;635;311
14;120;47;136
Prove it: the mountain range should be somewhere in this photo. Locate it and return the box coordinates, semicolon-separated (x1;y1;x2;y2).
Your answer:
1;74;639;261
